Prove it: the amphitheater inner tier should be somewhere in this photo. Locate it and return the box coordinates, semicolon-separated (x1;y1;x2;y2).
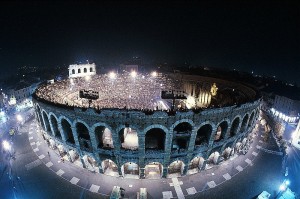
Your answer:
33;72;261;179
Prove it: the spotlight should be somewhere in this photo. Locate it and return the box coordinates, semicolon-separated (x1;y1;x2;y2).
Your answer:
109;71;116;79
131;71;137;78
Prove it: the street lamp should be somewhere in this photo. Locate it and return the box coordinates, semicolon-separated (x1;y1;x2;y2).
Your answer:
16;114;23;122
2;140;11;151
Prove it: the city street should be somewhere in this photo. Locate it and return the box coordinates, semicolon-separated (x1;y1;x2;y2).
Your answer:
0;113;290;199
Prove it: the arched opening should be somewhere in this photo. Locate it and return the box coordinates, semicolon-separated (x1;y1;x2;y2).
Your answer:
42;112;51;133
222;142;233;160
90;67;93;72
61;119;75;144
72;69;75;74
68;149;79;162
234;141;242;154
95;126;114;149
76;122;92;151
215;121;228;141
240;114;249;133
145;128;165;151
172;122;192;151
145;162;163;179
207;151;220;165
195;124;212;147
242;137;248;146
248;112;255;128
82;155;99;172
188;156;204;175
57;144;67;158
84;68;87;73
78;68;81;73
230;117;240;137
50;115;61;139
167;160;185;178
121;162;139;179
101;159;118;177
119;127;138;150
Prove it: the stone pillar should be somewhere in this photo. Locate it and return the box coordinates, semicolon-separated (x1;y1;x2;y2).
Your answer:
139;167;145;179
162;167;168;178
200;160;207;170
80;156;86;168
138;134;145;177
71;126;80;147
208;127;218;148
182;160;189;175
49;120;56;137
57;122;67;142
94;154;103;173
89;128;98;152
224;127;231;139
163;131;173;177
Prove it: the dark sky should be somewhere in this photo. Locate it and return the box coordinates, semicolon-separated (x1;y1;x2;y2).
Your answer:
0;0;299;84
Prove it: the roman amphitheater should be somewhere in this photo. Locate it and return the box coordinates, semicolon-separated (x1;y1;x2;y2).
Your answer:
32;66;261;179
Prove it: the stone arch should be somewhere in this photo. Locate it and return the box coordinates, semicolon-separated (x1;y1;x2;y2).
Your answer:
82;154;99;172
90;67;93;72
84;68;87;73
121;162;139;178
145;128;166;151
221;142;233;160
145;162;163;179
60;117;75;144
207;151;220;165
42;110;51;133
78;68;81;73
91;123;114;149
75;121;92;151
229;116;240;137
117;124;139;150
172;121;193;151
167;160;185;177
240;114;249;133
170;119;194;131
248;111;255;128
214;120;228;142
195;123;212;146
188;156;205;174
72;69;75;74
49;113;61;139
101;159;119;177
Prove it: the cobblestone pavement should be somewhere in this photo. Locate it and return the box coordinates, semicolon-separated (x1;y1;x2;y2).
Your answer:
1;118;284;199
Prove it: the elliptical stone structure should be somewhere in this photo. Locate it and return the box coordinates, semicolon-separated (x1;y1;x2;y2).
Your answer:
32;73;261;179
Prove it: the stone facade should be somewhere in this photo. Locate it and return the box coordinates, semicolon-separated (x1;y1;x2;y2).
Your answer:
33;96;261;178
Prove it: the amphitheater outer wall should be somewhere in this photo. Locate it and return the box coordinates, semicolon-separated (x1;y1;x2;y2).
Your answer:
33;95;261;178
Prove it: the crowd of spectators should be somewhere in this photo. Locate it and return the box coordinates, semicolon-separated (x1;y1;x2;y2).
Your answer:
35;72;176;110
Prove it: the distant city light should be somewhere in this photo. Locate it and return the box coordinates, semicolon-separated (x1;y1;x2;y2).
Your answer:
279;184;286;191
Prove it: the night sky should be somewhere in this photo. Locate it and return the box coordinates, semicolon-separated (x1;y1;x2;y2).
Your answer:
0;1;299;84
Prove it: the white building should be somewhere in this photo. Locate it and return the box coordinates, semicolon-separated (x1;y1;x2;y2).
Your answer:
69;63;96;78
10;81;39;104
270;95;300;123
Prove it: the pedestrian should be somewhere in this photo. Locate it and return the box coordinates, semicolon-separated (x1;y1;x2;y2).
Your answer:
47;151;50;157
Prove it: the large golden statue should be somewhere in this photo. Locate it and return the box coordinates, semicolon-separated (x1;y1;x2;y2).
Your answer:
210;83;218;96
